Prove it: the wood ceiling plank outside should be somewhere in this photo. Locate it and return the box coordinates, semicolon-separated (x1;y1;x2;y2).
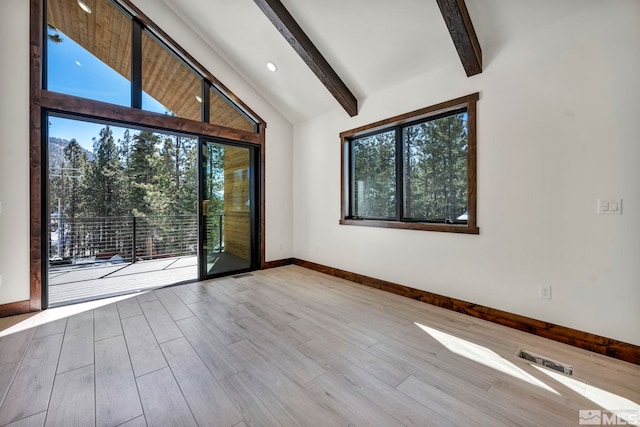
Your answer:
142;31;202;121
48;0;132;79
210;90;255;133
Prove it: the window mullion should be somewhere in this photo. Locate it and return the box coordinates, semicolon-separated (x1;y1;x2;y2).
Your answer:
349;140;355;218
395;126;403;221
42;0;49;91
202;81;210;123
131;19;142;109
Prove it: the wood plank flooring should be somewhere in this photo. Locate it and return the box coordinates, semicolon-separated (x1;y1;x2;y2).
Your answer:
0;265;638;426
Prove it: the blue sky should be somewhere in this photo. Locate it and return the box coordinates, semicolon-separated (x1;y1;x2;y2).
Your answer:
47;27;170;151
48;116;129;150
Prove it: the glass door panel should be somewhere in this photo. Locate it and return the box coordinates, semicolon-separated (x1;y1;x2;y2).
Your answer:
45;114;199;307
201;140;256;277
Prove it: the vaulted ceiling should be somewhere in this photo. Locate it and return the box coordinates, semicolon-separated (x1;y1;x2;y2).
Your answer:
158;0;599;124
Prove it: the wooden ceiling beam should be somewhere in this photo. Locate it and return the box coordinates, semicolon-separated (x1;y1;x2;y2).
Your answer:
253;0;358;117
435;0;482;77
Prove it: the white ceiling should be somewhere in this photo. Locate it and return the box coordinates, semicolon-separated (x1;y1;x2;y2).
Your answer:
159;0;599;124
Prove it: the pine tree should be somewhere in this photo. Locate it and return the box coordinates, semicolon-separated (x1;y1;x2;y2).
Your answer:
63;139;88;220
408;113;467;221
84;126;125;218
157;136;177;215
204;143;225;215
177;138;198;215
81;126;126;255
118;129;133;214
352;113;468;221
129;130;160;217
353;131;396;218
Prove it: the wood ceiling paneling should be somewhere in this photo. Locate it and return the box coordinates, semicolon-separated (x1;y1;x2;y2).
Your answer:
48;0;132;79
141;31;201;121
210;89;255;133
47;0;255;131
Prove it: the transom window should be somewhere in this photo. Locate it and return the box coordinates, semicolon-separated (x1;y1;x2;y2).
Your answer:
45;0;257;132
341;93;479;234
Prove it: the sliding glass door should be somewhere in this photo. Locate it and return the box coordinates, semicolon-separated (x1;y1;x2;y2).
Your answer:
200;140;259;278
42;114;260;306
45;114;200;306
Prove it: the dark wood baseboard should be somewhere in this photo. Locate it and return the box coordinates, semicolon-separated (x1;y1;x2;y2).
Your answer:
4;257;635;365
291;259;640;366
262;258;296;269
0;300;33;318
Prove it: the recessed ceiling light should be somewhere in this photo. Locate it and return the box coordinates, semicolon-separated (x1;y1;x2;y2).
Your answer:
75;61;82;66
195;95;203;103
266;62;278;72
77;0;92;14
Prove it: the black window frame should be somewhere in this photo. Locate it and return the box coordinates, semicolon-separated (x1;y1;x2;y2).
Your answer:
340;93;479;234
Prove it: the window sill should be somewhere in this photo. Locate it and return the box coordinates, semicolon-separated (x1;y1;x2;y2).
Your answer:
339;219;479;234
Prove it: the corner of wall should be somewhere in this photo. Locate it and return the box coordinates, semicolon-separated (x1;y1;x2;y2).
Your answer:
0;0;31;305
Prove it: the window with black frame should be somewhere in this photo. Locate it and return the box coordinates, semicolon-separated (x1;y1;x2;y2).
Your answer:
341;93;479;234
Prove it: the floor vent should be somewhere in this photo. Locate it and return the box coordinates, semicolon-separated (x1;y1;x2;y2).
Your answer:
232;273;254;279
518;348;574;376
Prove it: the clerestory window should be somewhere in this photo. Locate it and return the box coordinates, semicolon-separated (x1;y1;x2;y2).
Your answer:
45;0;257;132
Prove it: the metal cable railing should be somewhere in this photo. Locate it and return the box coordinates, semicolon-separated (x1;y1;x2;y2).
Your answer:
49;215;223;265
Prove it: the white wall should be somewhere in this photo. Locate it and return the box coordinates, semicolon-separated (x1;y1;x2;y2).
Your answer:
0;0;31;305
0;0;293;306
293;2;640;345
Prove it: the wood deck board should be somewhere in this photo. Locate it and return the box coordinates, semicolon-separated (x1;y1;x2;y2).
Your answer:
48;257;198;306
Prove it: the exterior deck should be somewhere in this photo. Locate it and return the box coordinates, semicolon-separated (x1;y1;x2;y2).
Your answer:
49;256;198;306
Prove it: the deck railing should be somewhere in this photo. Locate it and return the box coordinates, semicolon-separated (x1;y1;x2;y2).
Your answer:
49;215;222;265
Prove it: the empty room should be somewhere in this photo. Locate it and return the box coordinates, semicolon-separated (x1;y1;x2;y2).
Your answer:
0;0;638;426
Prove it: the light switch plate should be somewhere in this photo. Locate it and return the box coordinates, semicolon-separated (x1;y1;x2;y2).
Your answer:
597;199;623;215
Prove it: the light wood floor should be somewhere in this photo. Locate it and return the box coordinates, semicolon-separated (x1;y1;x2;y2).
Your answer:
0;266;638;426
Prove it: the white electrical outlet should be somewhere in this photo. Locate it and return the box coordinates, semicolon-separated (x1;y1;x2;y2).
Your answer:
539;285;552;300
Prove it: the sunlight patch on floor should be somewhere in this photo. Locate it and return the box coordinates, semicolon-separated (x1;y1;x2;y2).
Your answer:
415;322;559;395
0;292;144;338
532;365;640;424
